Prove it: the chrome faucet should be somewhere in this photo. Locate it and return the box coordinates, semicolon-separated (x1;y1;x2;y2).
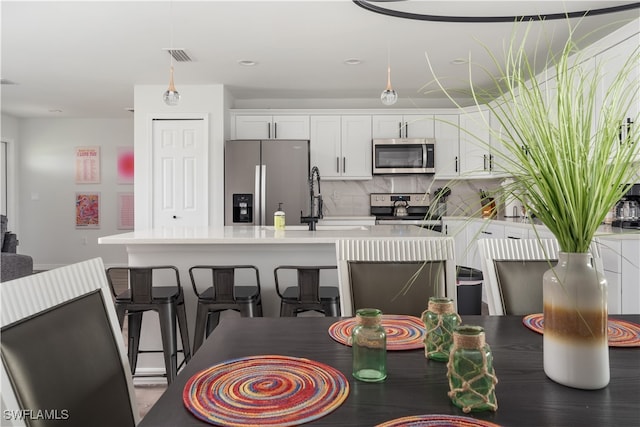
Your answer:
301;166;323;230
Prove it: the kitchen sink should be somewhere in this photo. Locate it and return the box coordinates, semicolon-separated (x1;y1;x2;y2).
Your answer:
262;225;369;231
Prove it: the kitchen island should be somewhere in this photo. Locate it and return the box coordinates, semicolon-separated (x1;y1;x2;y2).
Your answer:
99;224;443;381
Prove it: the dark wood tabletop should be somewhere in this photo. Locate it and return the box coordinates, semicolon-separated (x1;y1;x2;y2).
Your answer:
138;315;640;427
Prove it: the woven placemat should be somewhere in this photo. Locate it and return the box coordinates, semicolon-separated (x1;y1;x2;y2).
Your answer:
376;414;501;426
328;314;425;350
183;355;349;426
522;314;640;347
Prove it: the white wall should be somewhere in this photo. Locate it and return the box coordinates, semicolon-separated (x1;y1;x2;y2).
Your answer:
1;114;19;230
133;84;229;229
16;118;133;269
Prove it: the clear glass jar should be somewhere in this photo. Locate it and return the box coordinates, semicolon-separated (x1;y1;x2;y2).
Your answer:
422;297;461;362
352;308;387;382
447;325;498;413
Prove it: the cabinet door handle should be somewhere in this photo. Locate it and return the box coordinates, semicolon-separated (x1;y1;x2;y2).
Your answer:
274;122;278;139
483;154;488;171
399;122;403;138
268;123;271;139
343;157;346;173
455;156;458;173
627;117;634;143
507;235;520;240
481;231;492;235
405;122;408;138
489;154;494;171
445;224;449;235
336;157;340;173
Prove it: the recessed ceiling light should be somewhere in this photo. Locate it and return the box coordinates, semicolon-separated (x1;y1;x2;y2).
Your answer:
238;60;257;67
450;58;469;65
344;58;362;66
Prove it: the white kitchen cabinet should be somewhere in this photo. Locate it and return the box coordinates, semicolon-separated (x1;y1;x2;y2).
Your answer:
310;115;372;180
459;110;493;177
442;218;469;267
594;34;640;163
234;115;309;139
466;220;505;270
621;239;640;314
434;114;460;179
372;114;434;139
597;237;623;314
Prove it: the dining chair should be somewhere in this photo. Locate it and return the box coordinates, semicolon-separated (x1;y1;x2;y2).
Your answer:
1;258;140;427
105;265;191;384
274;265;340;317
335;238;457;317
477;238;603;315
188;265;263;353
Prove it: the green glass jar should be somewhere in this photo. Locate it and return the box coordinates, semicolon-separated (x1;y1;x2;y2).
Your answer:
422;297;461;362
447;325;498;413
352;308;387;382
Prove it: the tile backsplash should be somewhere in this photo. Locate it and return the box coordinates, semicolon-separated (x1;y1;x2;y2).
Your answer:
322;175;504;217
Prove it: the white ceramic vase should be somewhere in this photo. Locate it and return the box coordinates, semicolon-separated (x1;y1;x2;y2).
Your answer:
543;252;609;389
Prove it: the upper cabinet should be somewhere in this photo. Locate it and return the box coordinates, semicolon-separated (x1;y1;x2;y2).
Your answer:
372;114;434;139
458;109;502;177
234;115;310;139
433;114;460;179
594;34;640;162
310;115;372;180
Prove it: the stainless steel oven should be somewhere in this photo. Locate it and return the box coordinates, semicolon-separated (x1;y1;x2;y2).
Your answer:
372;138;435;174
370;193;442;231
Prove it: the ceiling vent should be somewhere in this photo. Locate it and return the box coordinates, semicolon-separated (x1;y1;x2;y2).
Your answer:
164;49;192;62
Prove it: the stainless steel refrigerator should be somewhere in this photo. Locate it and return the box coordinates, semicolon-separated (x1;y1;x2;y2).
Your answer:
224;140;310;226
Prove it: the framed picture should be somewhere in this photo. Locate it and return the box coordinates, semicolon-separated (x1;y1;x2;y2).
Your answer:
117;192;134;230
75;146;100;184
75;192;100;229
117;146;134;184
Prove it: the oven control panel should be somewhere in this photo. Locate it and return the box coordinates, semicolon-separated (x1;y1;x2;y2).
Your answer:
370;193;430;207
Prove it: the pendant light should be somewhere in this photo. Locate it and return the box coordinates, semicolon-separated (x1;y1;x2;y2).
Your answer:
380;46;398;106
163;2;180;106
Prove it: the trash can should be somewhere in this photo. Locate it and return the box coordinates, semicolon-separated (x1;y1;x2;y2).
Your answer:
456;266;483;315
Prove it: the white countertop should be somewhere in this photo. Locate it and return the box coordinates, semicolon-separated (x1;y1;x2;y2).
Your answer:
98;224;442;245
442;216;640;239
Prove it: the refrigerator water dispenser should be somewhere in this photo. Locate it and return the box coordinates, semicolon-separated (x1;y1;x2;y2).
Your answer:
232;194;253;223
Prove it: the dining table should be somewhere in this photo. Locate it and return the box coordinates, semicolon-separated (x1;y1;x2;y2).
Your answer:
138;314;640;427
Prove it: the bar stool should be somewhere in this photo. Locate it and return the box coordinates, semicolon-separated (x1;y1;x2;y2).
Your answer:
106;266;191;385
274;265;341;317
188;265;262;353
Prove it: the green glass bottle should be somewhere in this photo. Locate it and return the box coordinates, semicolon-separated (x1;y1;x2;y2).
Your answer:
447;325;498;413
422;297;461;362
352;308;386;382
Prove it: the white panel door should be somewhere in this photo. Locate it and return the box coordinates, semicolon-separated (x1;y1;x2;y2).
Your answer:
152;119;208;227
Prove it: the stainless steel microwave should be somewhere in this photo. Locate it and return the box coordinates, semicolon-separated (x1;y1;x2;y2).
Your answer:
372;138;435;174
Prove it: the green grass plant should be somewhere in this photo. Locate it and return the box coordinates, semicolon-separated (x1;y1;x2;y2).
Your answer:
426;20;640;253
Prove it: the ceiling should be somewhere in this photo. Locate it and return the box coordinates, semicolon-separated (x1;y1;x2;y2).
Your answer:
2;1;639;119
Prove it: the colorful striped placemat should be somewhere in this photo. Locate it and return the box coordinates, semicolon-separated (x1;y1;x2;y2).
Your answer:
328;314;425;350
522;313;640;347
183;355;349;426
376;414;501;426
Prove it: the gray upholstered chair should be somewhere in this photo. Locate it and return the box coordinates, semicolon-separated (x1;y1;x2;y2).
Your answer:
336;238;457;317
478;238;602;315
1;258;139;427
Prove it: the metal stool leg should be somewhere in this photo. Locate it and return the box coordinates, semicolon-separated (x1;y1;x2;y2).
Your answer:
115;304;127;329
157;303;178;384
126;312;143;374
206;311;221;336
193;303;209;354
176;298;191;363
